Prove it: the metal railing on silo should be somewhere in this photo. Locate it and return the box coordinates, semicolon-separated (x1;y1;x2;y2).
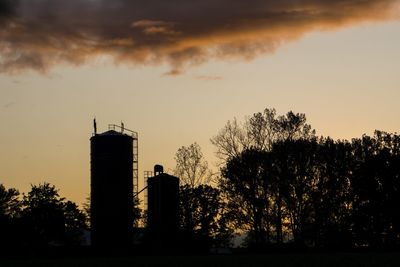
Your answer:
108;124;139;200
143;171;153;211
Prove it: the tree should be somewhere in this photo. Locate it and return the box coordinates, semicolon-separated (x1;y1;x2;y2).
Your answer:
221;149;273;246
64;201;88;245
350;131;400;247
215;108;316;247
270;139;321;246
82;195;91;227
179;185;232;248
133;196;143;227
22;182;66;245
211;108;315;162
173;143;232;248
0;184;22;248
21;182;88;246
0;184;21;219
307;138;353;248
174;142;212;187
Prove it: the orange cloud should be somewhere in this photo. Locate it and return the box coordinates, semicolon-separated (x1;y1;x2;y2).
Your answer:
131;20;180;36
0;0;399;74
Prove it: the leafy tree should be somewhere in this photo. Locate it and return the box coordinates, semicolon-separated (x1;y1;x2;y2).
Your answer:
179;185;231;247
221;149;274;246
133;196;143;227
64;201;88;245
309;138;353;248
82;195;91;227
0;184;22;248
21;182;87;246
216;108;316;246
350;131;400;247
64;201;87;229
0;184;21;219
214;109;400;249
22;183;66;245
273;139;320;245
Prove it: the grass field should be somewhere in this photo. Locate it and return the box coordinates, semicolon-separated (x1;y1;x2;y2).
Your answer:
2;253;400;267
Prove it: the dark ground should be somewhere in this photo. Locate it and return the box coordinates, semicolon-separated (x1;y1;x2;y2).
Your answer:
1;253;400;267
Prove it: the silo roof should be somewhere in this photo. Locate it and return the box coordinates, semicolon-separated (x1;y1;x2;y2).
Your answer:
148;172;179;181
97;130;126;136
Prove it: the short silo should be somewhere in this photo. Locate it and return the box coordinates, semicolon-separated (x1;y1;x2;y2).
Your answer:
90;129;133;247
147;165;179;237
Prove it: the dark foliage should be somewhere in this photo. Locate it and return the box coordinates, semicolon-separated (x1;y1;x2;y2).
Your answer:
179;184;233;249
0;184;22;247
0;182;88;249
220;129;400;249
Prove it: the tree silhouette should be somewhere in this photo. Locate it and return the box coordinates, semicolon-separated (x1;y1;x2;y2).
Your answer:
308;138;353;248
174;142;213;187
179;184;232;248
211;108;315;161
269;138;352;247
350;131;400;247
82;195;91;227
133;196;143;227
0;184;22;248
0;184;21;219
21;182;87;246
173;143;232;248
21;183;66;246
221;149;272;246
216;108;316;246
64;201;88;245
217;126;400;249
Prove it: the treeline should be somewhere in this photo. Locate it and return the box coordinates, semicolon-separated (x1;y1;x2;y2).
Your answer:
0;183;87;248
1;107;400;251
177;108;400;249
221;132;400;248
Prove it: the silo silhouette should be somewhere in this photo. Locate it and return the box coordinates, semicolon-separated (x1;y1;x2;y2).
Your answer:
147;165;179;240
90;128;133;247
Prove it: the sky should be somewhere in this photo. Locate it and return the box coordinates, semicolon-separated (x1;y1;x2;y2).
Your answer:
0;0;400;205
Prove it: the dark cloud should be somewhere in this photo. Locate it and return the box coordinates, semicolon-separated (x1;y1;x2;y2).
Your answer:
0;0;399;74
0;0;16;17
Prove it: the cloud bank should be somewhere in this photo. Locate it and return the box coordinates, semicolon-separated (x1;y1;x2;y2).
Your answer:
0;0;399;74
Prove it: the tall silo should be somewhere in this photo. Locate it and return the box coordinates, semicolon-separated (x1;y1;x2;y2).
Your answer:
147;165;179;239
90;124;135;247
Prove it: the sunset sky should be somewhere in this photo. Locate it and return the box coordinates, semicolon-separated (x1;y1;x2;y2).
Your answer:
0;0;400;205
